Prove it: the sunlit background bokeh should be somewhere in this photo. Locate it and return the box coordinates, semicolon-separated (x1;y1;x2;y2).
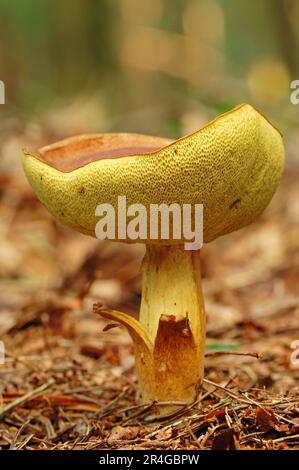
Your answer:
0;0;298;142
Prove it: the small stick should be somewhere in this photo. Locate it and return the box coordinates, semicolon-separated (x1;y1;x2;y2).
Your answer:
205;351;262;359
271;433;299;443
0;379;54;419
202;378;253;405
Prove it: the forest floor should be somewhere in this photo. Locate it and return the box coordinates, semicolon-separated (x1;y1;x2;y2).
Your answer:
0;122;299;450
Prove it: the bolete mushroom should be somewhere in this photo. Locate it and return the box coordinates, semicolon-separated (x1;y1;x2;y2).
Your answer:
22;104;284;413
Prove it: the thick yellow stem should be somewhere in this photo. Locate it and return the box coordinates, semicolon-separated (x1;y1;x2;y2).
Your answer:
98;244;206;415
138;245;205;408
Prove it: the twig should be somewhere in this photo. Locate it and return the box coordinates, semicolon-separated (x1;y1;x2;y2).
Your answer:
271;433;299;443
205;351;262;359
0;379;54;419
9;418;32;449
202;378;254;405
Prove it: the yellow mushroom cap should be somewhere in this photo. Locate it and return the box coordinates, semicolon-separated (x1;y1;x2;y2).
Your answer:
22;104;284;244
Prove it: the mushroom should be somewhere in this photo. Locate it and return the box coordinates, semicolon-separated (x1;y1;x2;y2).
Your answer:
22;104;284;413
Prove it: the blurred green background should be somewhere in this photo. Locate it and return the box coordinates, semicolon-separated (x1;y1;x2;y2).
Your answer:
0;0;298;139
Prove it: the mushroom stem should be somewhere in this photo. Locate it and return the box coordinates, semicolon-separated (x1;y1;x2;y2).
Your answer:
138;245;205;410
98;245;206;415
